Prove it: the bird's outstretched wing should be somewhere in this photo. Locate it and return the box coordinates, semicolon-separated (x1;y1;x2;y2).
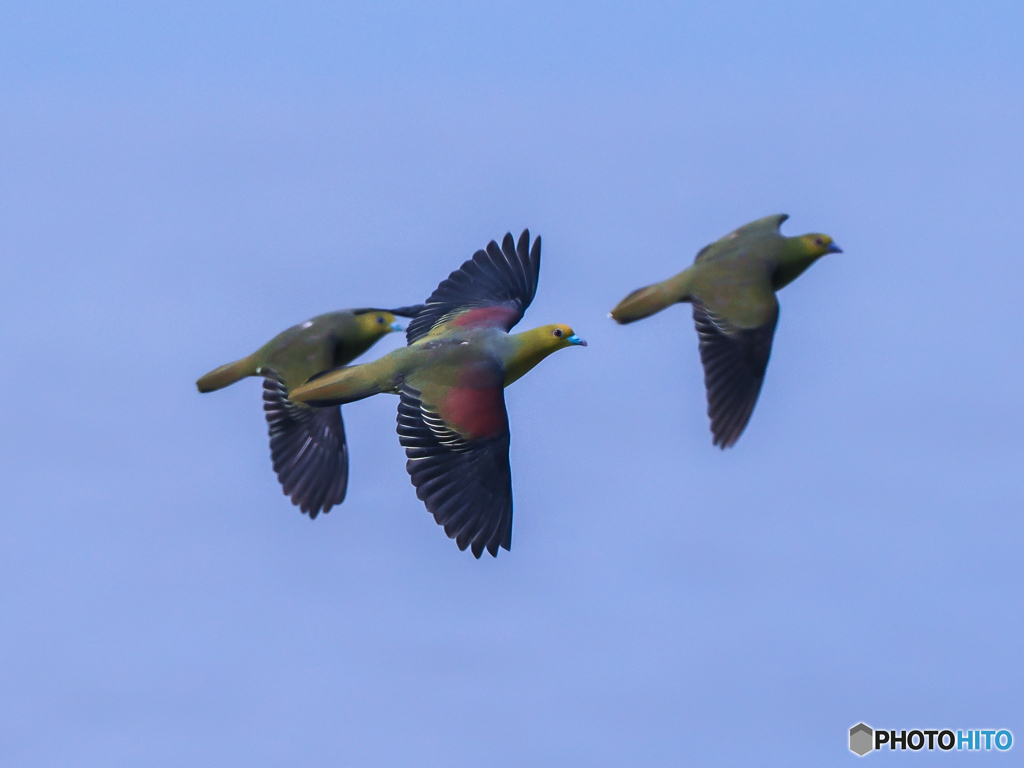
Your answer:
348;305;426;318
406;230;540;344
692;295;779;449
695;214;789;263
263;371;348;517
732;213;788;238
385;304;427;318
396;375;513;558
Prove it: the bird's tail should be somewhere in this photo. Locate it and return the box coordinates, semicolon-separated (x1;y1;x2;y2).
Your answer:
196;354;259;393
290;355;400;407
609;270;693;324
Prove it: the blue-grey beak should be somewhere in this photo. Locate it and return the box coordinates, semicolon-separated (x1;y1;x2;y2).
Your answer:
827;243;843;254
567;334;587;346
390;321;404;332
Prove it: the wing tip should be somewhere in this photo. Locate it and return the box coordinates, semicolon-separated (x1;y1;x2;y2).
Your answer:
406;229;542;343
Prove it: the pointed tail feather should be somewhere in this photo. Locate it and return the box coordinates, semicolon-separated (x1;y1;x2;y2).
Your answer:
610;269;693;324
610;284;677;324
196;354;258;393
290;356;399;407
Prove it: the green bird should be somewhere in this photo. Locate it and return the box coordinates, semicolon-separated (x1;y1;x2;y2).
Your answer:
610;214;840;448
289;231;586;558
196;306;423;517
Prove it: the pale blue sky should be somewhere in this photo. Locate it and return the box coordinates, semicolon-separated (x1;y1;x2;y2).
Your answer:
1;2;1022;766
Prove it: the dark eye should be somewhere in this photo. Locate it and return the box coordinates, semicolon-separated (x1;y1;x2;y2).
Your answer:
814;237;823;246
376;316;385;324
553;328;563;338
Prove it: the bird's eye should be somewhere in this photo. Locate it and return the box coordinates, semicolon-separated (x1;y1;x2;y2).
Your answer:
376;316;385;324
553;328;563;338
814;237;823;246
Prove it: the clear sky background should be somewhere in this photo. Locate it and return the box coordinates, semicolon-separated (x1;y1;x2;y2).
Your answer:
1;2;1022;766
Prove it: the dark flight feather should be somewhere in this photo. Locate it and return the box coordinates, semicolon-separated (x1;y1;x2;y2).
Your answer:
692;298;779;449
396;385;513;558
349;305;426;318
262;372;349;518
406;230;541;344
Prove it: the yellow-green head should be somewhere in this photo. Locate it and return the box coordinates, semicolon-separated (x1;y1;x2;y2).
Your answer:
773;233;842;290
354;310;404;340
795;233;843;258
534;323;588;350
504;323;586;387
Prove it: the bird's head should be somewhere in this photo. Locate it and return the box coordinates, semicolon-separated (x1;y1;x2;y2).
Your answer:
354;310;404;339
797;233;843;257
504;324;586;386
541;324;588;350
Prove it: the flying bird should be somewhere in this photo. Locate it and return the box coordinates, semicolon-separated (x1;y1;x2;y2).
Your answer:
289;231;586;558
610;214;840;448
197;306;423;517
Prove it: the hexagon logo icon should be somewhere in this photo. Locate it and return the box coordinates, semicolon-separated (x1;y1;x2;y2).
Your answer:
850;723;873;756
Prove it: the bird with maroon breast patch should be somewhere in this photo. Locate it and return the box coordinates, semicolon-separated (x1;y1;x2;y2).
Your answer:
291;231;586;558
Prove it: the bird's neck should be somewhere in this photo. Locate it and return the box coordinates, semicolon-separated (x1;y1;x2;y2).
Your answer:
503;330;561;387
772;239;822;290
